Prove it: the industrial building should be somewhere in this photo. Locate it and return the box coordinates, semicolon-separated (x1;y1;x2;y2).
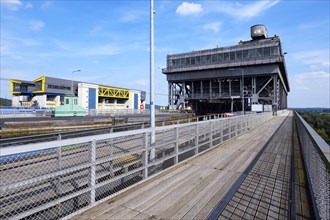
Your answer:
10;76;146;110
162;25;290;115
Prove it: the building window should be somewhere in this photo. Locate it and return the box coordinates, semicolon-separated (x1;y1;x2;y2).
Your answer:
264;47;271;56
236;51;242;60
211;54;217;63
224;52;230;61
270;46;279;55
66;99;69;104
13;83;20;92
242;50;249;59
35;81;42;91
74;99;78;105
191;57;195;65
217;53;224;62
47;84;71;90
230;52;235;61
47;95;56;101
257;48;263;57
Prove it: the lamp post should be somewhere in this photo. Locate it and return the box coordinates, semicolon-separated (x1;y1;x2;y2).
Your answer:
149;0;155;161
71;70;81;95
229;68;244;115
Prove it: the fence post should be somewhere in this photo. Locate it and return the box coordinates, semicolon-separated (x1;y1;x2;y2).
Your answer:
174;127;179;164
56;135;62;216
109;139;114;178
220;120;224;143
142;132;148;179
195;124;199;155
210;121;213;148
90;139;96;205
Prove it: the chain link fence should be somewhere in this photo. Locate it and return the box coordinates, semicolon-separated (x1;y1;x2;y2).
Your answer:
295;112;330;220
0;112;274;219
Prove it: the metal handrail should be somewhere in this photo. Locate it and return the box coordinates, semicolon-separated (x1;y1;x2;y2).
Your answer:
294;111;330;220
0;112;274;219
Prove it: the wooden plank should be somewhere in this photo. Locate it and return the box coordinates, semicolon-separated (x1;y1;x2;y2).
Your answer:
194;172;240;219
170;170;233;219
75;163;193;218
140;167;216;218
128;165;208;213
112;166;213;219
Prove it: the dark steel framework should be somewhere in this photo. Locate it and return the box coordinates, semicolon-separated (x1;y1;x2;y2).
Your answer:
162;36;290;114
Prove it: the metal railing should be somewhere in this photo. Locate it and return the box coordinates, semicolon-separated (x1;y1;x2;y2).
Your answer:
294;111;330;220
0;113;273;219
0;109;53;118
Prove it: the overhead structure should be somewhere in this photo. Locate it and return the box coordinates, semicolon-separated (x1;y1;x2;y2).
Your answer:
162;24;289;115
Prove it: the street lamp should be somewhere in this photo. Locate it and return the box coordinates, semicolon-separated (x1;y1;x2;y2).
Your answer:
229;68;244;115
71;70;81;95
150;0;155;161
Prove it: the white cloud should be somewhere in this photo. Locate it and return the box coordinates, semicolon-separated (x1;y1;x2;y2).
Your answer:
41;1;52;9
208;0;280;19
125;80;148;86
203;22;223;33
120;10;146;23
1;0;23;11
293;49;330;69
21;39;42;46
298;20;329;30
292;71;329;90
25;3;33;9
176;2;203;15
29;20;45;31
81;44;122;56
289;71;330;107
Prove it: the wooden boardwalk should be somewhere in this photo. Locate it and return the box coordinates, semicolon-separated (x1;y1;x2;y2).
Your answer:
72;111;297;220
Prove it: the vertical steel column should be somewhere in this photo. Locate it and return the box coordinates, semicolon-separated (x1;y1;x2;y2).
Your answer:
182;81;186;109
209;80;212;99
229;79;232;97
200;81;203;98
273;74;278;116
90;139;96;204
168;82;172;108
191;81;194;99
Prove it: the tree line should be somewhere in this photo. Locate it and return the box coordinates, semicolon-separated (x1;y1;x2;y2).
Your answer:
297;110;330;145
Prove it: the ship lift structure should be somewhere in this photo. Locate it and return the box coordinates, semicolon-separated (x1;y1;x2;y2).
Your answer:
162;25;289;115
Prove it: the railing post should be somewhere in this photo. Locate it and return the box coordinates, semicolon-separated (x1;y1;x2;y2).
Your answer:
56;135;62;216
90;139;96;205
210;121;213;148
195;124;199;155
109;140;114;178
142;132;148;179
220;120;224;143
174;127;179;164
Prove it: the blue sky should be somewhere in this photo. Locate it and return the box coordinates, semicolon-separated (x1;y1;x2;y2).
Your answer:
1;0;329;108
